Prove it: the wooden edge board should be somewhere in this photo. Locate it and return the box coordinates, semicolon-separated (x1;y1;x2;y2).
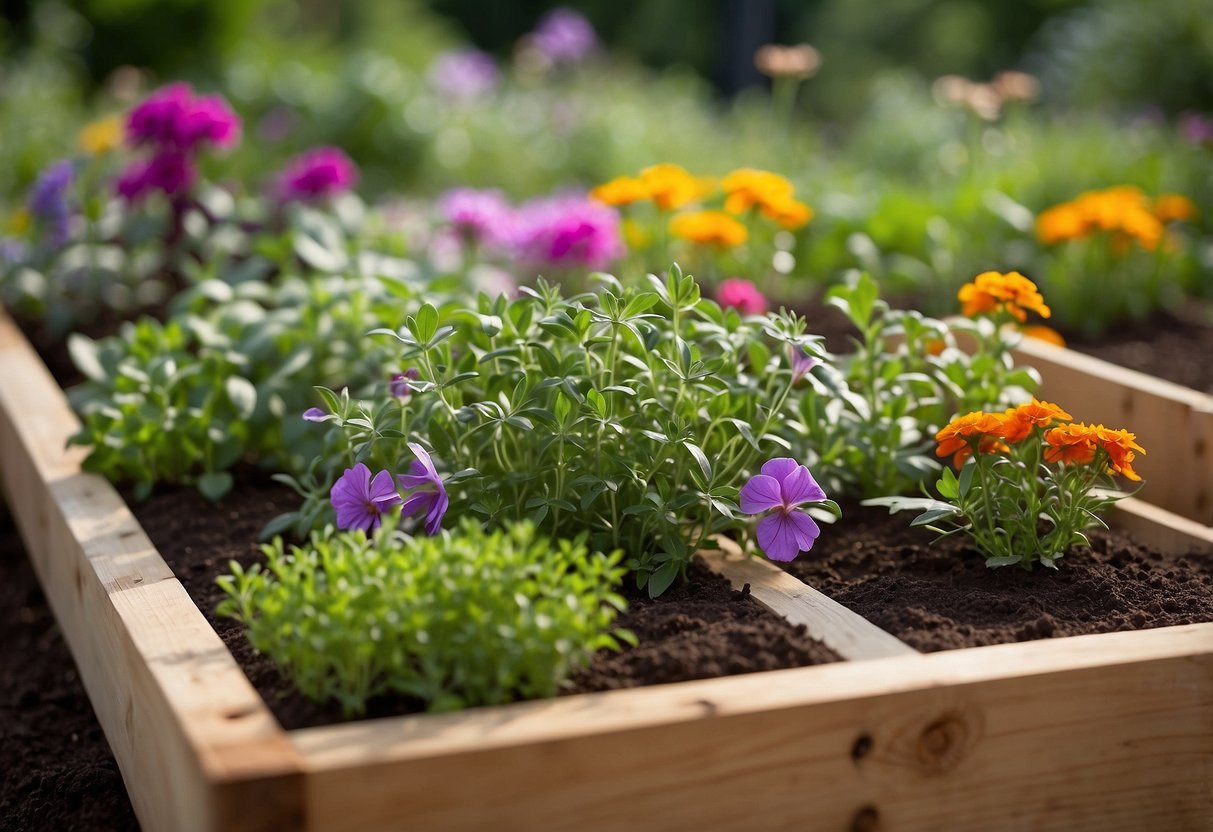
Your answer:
696;538;917;660
1109;497;1213;554
289;623;1213;831
0;310;304;832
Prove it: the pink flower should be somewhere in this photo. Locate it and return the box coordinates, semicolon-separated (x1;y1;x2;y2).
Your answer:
717;278;768;315
739;458;826;562
511;194;623;271
127;83;240;152
115;151;196;201
330;463;403;533
275;146;359;203
438;188;515;248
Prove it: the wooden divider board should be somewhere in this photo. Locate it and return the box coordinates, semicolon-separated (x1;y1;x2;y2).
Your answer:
1014;337;1213;526
0;311;303;832
3;307;1212;832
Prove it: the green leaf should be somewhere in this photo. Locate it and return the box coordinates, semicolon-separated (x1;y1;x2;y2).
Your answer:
414;303;439;343
936;466;959;499
225;376;257;419
67;334;105;382
647;561;679;598
196;471;234;502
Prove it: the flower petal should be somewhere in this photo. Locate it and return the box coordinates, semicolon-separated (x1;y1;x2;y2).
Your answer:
780;464;827;506
756;513;801;562
401;490;436;519
302;407;326;422
406;442;439;479
739;474;784;514
424;488;449;535
759;457;800;483
368;470;403;506
785;509;821;553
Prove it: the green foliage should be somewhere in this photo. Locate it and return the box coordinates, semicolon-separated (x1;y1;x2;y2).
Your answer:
789;271;1037;499
309;264;819;595
217;517;630;715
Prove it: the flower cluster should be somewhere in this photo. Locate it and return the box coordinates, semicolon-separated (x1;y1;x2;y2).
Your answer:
873;398;1145;568
27;160;74;246
528;7;598;65
427;48;501;100
328;445;448;535
958;270;1051;323
274;146;358;204
591;164;709;211
116;83;241;202
720;168;813;229
1036;186;1195;251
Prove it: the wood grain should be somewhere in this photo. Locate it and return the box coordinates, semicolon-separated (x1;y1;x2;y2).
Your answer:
0;310;303;832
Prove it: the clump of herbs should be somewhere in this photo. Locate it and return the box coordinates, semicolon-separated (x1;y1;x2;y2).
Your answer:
217;518;631;715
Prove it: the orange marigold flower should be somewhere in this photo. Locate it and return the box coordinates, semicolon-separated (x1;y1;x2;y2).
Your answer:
958;271;1051;322
1036;186;1170;252
936;411;1008;466
639;163;706;211
1036;204;1087;245
1153;193;1197;224
1091;424;1145;481
1043;422;1097;465
1021;325;1066;347
591;176;649;207
760;196;814;230
669;210;748;247
721;167;795;215
999;399;1072;442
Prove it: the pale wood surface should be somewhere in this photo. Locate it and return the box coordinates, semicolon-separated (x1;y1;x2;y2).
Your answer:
1014;336;1213;525
697;539;917;659
292;623;1213;832
0;310;303;832
1110;497;1213;555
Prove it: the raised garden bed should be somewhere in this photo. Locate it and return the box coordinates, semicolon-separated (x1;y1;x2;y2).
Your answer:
3;307;1212;832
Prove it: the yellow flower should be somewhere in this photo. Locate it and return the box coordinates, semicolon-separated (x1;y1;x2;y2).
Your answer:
590;176;648;207
958;271;1050;322
6;208;31;235
78;115;124;156
1154;194;1197;224
721;167;795;215
1036;186;1168;251
669;210;748;247
639;163;707;211
760;196;813;230
622;217;650;248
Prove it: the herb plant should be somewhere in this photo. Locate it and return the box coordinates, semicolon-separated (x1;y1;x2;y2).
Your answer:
867;399;1145;568
217;518;630;715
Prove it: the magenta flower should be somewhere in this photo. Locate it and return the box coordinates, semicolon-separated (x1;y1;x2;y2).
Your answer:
275;146;359;204
717;278;768;315
511;194;623;271
330;462;403;533
438;188;516;249
115;151;197;201
740;458;826;562
397;443;448;535
127;83;240;152
389;369;420;400
428;49;500;100
788;344;821;383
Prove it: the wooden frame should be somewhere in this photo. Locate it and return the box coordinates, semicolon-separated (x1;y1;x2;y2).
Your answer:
3;308;1211;832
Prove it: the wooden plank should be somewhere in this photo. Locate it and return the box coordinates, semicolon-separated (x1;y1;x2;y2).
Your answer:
697;539;917;660
1109;497;1213;555
291;624;1213;832
1014;336;1213;525
0;310;304;832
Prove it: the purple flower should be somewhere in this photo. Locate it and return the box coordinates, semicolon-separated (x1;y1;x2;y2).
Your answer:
739;458;827;562
511;193;624;271
126;83;241;152
1179;112;1213;146
0;238;29;265
438;188;516;249
530;8;598;64
115;151;197;202
330;462;403;533
28;160;74;246
397;442;448;535
788;344;821;383
302;407;326;422
389;369;420;400
428;49;500;100
275;146;359;204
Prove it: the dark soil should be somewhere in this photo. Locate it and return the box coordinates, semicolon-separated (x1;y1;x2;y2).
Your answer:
0;510;138;832
130;479;840;731
785;501;1213;651
1065;308;1213;395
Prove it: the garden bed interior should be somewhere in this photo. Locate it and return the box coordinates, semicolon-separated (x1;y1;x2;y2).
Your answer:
2;308;1212;832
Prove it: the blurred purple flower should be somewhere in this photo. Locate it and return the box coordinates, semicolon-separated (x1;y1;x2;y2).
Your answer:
1179;112;1213;146
115;151;197;202
330;462;403;533
0;238;29;265
27;160;74;245
428;49;500;100
275;146;359;204
389;369;420;400
511;193;623;271
397;442;448;535
302;407;327;422
739;458;826;562
788;344;821;383
438;188;515;248
127;82;241;152
530;8;598;64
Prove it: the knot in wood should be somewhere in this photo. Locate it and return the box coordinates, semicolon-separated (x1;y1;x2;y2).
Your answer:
915;714;971;773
